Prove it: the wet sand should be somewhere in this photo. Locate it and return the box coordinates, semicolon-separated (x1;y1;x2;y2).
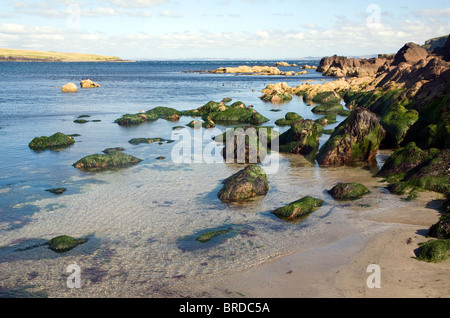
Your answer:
197;192;450;298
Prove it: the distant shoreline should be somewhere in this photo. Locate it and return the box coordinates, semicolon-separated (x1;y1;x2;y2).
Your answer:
0;48;134;63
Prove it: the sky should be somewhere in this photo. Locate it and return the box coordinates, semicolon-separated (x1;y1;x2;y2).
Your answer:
0;0;449;60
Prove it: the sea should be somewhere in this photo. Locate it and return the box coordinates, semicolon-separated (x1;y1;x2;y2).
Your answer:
0;60;415;297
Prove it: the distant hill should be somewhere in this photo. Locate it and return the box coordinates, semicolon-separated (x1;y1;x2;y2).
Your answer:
421;35;449;52
0;48;129;62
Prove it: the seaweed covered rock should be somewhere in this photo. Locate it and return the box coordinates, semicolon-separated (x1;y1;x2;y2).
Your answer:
429;214;450;239
311;91;341;104
380;104;419;147
316;108;386;166
311;103;351;116
115;107;182;126
272;196;323;222
218;126;279;163
328;182;370;200
278;119;322;161
129;137;164;145
416;239;450;263
275;112;303;126
218;165;269;202
196;228;232;243
315;115;337;126
28;132;75;151
47;235;87;253
73;148;142;171
385;149;450;198
377;142;439;178
183;101;269;126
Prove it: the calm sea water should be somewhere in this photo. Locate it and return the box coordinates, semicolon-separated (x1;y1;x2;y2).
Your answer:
0;61;412;297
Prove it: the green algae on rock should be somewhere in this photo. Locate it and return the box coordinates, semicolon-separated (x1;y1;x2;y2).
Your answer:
73;148;142;171
327;182;370;200
114;106;181;126
316;108;386;166
47;235;87;253
183;100;269;126
28;132;75;151
274;112;303;126
278;119;323;161
416;239;450;263
315;115;337;126
218;165;269;202
196;227;232;243
272;196;323;222
128;137;164;145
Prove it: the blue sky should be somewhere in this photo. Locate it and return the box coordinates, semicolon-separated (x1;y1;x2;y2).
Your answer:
1;0;449;59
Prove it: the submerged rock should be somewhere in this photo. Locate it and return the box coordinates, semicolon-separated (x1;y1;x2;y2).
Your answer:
73;148;142;171
196;227;232;243
218;165;269;202
129;137;164;145
328;182;370;200
272;196;323;221
47;235;87;253
28;132;75;151
45;187;67;195
316;108;386;166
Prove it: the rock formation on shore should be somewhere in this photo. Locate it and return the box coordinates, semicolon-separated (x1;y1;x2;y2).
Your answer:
316;108;386;166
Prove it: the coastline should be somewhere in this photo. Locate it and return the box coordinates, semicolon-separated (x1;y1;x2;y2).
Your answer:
193;192;450;298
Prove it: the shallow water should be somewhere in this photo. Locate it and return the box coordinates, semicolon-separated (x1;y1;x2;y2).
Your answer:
0;61;414;297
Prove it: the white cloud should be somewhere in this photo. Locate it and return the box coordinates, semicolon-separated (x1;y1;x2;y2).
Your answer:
159;10;182;18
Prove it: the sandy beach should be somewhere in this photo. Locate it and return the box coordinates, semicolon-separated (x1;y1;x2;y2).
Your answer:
195;192;450;298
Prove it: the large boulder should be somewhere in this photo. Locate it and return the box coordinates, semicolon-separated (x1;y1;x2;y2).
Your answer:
61;83;78;93
391;42;429;67
278;119;322;161
316;108;385;166
218;165;269;202
327;182;370;200
28;132;75;151
80;79;100;88
73;148;142;171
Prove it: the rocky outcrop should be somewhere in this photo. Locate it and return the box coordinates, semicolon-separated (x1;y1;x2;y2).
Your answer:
317;54;393;77
210;65;305;76
316;108;386;166
390;42;429;67
218;165;269;202
61;83;78;93
80;79;100;88
260;82;293;103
